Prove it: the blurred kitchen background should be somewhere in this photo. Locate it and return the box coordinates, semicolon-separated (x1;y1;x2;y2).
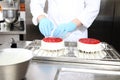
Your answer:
0;0;120;53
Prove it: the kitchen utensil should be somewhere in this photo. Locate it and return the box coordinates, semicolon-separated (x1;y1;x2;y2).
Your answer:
0;48;33;80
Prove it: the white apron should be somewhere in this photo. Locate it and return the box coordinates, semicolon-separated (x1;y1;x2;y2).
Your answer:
30;0;101;42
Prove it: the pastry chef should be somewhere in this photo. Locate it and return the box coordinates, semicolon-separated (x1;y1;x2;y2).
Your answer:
30;0;101;42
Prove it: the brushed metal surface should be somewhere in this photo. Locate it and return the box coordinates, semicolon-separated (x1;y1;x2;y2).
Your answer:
26;60;120;80
0;61;29;80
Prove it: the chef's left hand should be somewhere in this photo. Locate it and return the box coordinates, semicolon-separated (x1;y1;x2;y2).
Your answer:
53;22;77;38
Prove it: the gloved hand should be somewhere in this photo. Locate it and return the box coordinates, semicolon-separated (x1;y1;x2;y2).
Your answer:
53;22;77;38
39;18;54;36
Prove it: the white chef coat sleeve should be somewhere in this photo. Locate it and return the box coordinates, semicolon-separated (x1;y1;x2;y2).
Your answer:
78;0;101;28
30;0;47;25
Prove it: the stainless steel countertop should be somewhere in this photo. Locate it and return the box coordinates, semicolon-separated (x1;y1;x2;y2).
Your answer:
1;41;120;80
26;60;120;80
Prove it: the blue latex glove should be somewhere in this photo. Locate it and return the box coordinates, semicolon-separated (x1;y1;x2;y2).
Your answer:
53;22;77;38
39;18;54;36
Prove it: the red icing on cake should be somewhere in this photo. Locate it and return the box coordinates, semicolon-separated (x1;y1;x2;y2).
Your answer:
42;37;63;42
79;38;100;44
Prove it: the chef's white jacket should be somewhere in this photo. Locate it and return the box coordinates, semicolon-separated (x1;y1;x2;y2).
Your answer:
30;0;101;42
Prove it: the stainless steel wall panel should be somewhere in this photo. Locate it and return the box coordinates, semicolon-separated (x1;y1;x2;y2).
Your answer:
96;0;114;21
112;0;120;53
89;0;114;44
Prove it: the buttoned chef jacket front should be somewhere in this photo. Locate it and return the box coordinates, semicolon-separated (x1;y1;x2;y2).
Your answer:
30;0;101;42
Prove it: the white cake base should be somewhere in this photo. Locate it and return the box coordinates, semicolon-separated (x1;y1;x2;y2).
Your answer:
77;41;104;52
34;48;68;57
74;50;106;59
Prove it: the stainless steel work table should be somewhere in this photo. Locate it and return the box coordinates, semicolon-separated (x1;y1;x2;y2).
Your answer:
1;41;120;80
26;59;120;80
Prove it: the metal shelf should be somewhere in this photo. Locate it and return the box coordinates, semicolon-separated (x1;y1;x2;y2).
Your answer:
0;31;26;34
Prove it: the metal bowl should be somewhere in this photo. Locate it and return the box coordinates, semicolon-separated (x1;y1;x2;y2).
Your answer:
0;60;29;80
0;48;33;80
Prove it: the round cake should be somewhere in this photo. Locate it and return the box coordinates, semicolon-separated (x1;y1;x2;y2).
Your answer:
41;37;65;50
74;38;106;59
39;37;68;57
77;38;104;52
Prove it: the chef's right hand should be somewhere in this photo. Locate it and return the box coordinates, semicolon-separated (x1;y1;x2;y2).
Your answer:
38;18;54;36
